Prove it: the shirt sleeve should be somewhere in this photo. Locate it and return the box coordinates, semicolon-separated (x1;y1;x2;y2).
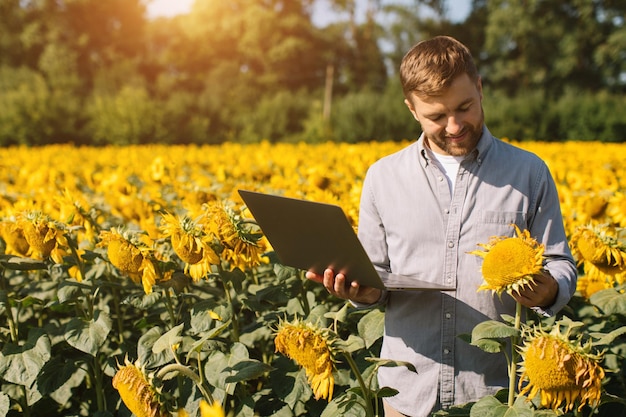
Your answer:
530;163;578;316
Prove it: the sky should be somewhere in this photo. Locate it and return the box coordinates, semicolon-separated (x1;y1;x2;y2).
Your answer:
146;0;472;23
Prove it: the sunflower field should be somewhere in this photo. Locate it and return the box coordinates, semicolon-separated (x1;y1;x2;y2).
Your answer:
0;141;625;417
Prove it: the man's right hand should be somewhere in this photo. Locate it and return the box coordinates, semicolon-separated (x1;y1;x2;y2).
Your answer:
305;268;382;305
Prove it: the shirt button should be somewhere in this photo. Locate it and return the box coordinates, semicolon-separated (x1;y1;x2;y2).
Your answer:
438;176;444;181
444;349;451;354
447;241;455;248
444;208;450;214
445;313;452;319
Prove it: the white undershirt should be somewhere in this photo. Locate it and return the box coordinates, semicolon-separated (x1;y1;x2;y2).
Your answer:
428;151;466;194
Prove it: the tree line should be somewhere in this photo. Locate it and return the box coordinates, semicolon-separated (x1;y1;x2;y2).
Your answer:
0;0;624;146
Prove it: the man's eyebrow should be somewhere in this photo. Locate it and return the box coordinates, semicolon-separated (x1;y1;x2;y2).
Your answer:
424;98;474;119
456;98;474;108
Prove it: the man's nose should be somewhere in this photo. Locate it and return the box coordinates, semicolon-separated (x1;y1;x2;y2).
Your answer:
446;115;463;135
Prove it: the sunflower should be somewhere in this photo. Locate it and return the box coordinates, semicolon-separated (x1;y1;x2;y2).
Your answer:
204;202;269;272
112;358;168;417
16;211;67;263
469;225;545;296
274;317;338;401
54;188;99;245
176;398;225;417
199;400;226;417
0;220;30;257
98;228;158;294
576;273;612;299
570;224;626;268
160;212;220;279
575;191;609;222
518;322;605;412
607;192;626;227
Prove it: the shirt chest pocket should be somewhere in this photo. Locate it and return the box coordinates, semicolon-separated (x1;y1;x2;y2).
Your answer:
471;210;528;267
473;210;528;242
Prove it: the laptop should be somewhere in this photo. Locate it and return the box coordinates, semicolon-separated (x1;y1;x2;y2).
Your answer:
238;189;456;292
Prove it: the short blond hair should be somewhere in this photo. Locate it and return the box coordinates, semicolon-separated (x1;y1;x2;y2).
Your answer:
400;36;478;99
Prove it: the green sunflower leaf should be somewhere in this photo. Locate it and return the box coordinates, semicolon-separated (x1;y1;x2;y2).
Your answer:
205;342;250;395
224;359;273;383
0;255;47;271
153;323;184;354
590;288;626;315
64;311;112;356
0;328;51;387
589;325;626;346
365;357;417;373
471;320;519;342
376;386;399;398
469;395;534;417
357;308;384;349
0;392;9;416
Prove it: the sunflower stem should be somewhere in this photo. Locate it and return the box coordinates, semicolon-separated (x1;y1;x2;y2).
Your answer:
67;235;86;283
92;355;106;411
343;352;375;417
508;301;522;407
1;270;19;343
220;274;240;342
19;385;31;417
157;363;214;405
163;288;177;328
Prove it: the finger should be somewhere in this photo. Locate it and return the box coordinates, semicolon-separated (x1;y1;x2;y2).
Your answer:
323;269;336;293
305;270;323;283
333;273;347;295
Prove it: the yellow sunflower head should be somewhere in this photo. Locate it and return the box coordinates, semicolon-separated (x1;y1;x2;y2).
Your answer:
112;357;169;417
274;316;338;401
0;220;30;257
204;202;269;272
199;400;226;417
570;224;626;268
469;225;545;296
16;211;67;262
98;228;158;293
160;212;219;266
607;192;626;227
99;228;146;274
576;192;609;221
576;273;612;300
518;322;605;412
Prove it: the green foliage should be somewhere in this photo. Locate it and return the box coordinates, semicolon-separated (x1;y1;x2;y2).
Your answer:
0;0;624;144
85;86;166;145
0;65;83;145
484;88;626;141
330;80;419;143
0;241;392;416
236;90;315;143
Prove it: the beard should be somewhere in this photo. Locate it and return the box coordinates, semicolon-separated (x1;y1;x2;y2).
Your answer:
424;108;484;156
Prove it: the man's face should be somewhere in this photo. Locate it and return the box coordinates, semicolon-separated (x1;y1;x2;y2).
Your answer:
405;74;484;156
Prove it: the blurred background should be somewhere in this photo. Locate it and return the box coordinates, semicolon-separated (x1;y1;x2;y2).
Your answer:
0;0;624;145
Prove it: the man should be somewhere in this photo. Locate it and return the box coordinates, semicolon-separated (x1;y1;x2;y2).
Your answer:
306;36;577;416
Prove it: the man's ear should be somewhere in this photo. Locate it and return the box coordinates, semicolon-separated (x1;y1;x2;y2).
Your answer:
477;76;483;101
404;98;420;122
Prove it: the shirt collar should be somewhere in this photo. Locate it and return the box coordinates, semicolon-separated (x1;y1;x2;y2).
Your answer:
418;125;493;167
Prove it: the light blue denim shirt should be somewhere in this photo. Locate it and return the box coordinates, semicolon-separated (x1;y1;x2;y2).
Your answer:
357;127;577;416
